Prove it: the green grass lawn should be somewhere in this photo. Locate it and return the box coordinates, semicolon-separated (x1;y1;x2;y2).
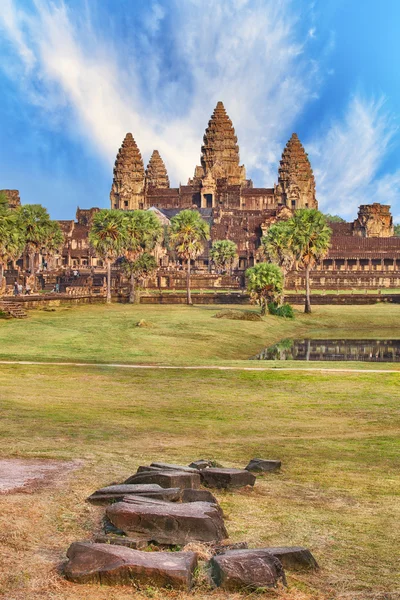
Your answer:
0;302;400;368
0;364;399;600
0;304;399;599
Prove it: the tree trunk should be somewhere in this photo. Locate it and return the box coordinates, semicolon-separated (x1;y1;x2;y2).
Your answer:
186;259;192;305
129;271;135;304
106;260;112;304
305;264;311;313
0;263;3;292
29;252;37;291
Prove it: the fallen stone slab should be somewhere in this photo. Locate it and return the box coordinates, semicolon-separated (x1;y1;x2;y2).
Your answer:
181;488;218;504
264;546;319;571
64;541;197;589
150;462;199;473
124;470;201;490
106;500;228;545
87;484;181;504
208;549;286;591
245;459;282;473
121;495;176;506
188;459;214;470
94;535;148;550
201;468;256;489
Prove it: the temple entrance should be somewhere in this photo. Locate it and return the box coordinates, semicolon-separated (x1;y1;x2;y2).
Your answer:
204;194;213;208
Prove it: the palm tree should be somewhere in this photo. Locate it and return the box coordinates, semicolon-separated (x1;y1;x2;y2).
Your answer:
122;210;162;303
287;209;332;313
42;221;64;270
18;205;54;286
246;262;284;315
89;209;126;303
0;205;25;291
261;221;295;291
169;210;210;305
210;239;237;274
121;252;157;300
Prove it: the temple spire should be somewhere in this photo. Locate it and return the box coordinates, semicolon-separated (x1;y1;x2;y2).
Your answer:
145;150;170;190
110;133;145;210
275;133;317;210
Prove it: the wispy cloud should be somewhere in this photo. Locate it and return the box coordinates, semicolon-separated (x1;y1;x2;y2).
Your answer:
309;95;400;219
0;0;321;187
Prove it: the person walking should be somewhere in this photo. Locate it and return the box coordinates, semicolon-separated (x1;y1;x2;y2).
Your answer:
13;281;19;296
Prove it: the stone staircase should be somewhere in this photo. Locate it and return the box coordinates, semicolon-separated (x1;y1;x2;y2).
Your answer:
0;299;28;319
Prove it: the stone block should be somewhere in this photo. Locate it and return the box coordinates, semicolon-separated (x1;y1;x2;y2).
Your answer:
124;470;201;489
264;546;318;571
208;549;286;591
64;541;197;589
87;484;180;504
181;488;218;504
245;459;282;473
201;467;256;489
188;459;214;470
150;462;199;473
106;500;228;545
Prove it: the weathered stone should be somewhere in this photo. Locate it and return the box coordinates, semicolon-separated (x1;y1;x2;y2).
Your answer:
110;133;145;210
188;459;214;470
353;203;394;238
213;541;249;555
208;549;286;591
87;484;180;504
264;546;319;571
124;470;201;489
275;133;317;211
145;150;170;190
150;462;199;473
64;541;197;589
181;488;219;504
245;459;281;473
106;500;228;545
201;468;256;489
94;535;148;550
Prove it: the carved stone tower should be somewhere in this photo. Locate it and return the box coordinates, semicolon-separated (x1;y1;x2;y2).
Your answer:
145;150;170;190
110;133;145;210
353;203;394;237
275;133;317;210
191;101;246;207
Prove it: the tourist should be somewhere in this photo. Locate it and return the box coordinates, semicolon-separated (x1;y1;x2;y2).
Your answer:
55;282;60;293
18;283;23;295
25;282;31;295
13;281;19;296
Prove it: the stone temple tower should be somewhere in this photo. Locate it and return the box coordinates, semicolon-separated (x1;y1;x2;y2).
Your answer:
190;101;247;207
145;150;170;190
275;133;317;210
110;133;145;210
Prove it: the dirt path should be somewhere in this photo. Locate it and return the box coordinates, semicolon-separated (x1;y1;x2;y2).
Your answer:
0;359;399;373
0;458;81;494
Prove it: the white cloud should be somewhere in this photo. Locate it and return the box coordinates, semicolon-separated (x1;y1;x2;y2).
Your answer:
0;0;322;188
309;95;400;219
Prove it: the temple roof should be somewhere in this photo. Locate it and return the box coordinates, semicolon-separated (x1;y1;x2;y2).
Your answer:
113;133;145;184
145;150;170;189
200;101;241;177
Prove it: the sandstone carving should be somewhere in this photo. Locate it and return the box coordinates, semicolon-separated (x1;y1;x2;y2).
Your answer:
275;133;317;210
64;541;197;589
145;150;170;189
110;133;145;210
353;203;394;238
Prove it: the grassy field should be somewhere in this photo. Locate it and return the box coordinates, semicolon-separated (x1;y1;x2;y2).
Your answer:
0;304;399;599
1;302;400;368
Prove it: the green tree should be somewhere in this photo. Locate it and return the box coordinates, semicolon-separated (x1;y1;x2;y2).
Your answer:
0;198;25;290
246;262;284;316
89;209;126;303
42;220;64;270
210;239;237;274
169;210;210;305
18;204;54;281
287;209;332;314
261;220;295;289
394;224;400;237
324;213;346;223
122;210;162;303
121;252;157;300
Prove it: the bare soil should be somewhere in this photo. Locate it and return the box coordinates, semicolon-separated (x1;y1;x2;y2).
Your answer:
0;458;81;494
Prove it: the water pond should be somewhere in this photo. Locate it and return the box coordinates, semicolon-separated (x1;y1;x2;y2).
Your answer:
251;339;400;362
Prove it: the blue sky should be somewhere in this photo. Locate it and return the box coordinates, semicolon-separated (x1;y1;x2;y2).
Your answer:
1;0;400;221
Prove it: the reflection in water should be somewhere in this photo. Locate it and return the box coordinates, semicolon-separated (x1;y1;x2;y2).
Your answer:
251;339;400;362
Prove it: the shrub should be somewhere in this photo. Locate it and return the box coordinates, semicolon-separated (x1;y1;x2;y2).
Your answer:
267;302;294;319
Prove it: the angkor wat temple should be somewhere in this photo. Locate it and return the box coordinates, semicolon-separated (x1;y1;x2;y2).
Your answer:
2;101;400;291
